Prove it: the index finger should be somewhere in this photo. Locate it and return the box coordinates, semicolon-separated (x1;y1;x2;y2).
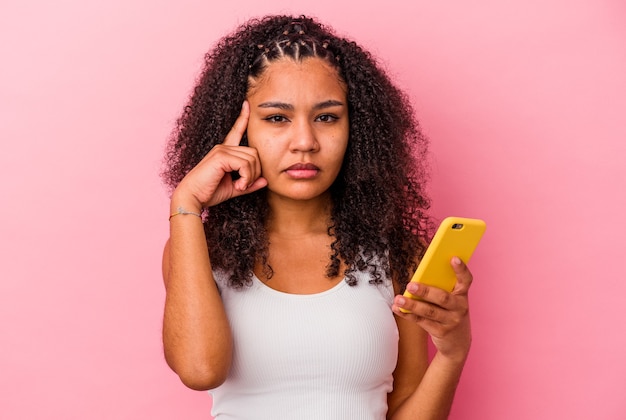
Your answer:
223;101;250;146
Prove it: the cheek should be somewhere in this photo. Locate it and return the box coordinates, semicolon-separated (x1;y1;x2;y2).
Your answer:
326;146;348;179
245;128;269;156
332;133;349;163
333;122;349;157
247;138;280;173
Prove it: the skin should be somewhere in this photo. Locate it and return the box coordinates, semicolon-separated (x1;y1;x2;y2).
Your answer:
389;259;473;419
245;58;350;292
162;57;473;418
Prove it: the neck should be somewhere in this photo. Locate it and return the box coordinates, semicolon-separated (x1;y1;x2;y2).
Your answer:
266;191;333;237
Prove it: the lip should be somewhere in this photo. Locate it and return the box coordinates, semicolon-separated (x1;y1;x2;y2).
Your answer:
284;162;320;179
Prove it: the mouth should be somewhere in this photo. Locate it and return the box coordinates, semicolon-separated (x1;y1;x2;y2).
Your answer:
284;163;320;179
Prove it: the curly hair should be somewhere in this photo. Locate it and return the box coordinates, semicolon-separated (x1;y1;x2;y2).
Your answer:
162;14;432;290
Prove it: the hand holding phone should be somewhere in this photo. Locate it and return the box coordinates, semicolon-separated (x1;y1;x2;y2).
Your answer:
400;217;486;313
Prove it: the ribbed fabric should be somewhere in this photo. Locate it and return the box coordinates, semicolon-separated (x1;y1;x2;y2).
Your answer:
210;269;399;420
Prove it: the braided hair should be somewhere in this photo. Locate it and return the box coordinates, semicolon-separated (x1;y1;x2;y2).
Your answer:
162;15;432;289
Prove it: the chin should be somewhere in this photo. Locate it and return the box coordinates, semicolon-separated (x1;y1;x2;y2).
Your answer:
267;185;332;202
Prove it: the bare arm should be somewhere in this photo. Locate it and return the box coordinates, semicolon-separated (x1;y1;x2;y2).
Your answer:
388;257;473;419
162;218;231;390
387;315;429;417
161;102;267;390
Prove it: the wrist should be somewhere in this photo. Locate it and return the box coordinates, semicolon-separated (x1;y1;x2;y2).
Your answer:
170;189;203;215
432;348;470;370
169;207;202;221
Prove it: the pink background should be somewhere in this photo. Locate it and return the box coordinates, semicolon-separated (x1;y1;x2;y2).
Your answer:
1;0;625;419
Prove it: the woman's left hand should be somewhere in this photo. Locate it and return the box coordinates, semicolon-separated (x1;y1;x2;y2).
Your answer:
392;257;473;364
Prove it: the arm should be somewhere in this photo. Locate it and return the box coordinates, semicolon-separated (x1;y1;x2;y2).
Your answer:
163;220;231;390
162;102;267;390
387;257;473;419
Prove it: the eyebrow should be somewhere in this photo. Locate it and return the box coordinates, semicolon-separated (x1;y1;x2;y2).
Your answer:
257;99;345;111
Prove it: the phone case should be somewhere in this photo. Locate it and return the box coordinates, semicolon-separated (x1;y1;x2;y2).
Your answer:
401;217;486;310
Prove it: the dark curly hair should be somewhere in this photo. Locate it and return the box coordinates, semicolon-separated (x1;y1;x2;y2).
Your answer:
162;14;432;290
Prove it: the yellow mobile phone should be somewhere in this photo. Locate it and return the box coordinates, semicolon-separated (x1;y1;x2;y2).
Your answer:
401;217;486;312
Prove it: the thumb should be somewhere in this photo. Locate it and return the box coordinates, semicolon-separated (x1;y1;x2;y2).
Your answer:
451;256;473;295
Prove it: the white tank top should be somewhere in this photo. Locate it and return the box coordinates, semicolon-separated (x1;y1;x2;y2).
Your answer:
210;269;399;420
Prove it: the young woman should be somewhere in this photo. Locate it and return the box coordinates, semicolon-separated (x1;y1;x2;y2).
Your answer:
161;15;473;419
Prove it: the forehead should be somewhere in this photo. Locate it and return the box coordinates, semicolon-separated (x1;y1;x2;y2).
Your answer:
247;57;347;101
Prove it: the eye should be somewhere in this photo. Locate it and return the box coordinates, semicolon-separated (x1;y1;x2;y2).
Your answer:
316;114;338;123
264;114;289;123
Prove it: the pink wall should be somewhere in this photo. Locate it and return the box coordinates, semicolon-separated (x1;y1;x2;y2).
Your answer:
1;1;624;418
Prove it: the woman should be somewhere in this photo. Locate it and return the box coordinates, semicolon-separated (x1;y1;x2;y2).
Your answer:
161;14;473;419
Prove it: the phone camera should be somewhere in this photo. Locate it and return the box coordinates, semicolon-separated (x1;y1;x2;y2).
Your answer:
452;223;464;229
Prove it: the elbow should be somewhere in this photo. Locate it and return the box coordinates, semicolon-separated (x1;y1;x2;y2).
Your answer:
173;362;230;391
165;352;231;391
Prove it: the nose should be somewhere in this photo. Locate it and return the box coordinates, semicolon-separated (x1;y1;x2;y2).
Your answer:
289;120;319;153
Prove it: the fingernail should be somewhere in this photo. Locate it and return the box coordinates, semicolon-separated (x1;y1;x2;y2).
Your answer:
407;282;418;293
452;256;462;265
396;296;406;306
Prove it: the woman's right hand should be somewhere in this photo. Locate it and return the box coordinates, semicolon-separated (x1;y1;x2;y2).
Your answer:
172;101;267;210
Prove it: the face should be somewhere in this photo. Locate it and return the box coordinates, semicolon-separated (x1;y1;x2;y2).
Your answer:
246;57;349;203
